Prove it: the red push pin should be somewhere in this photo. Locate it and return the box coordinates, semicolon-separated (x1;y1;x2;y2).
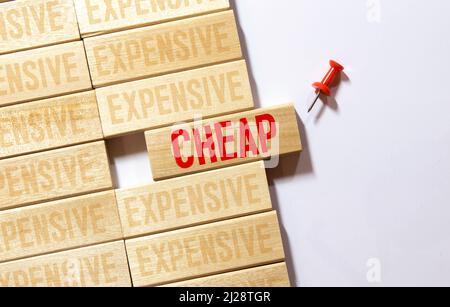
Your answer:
308;60;344;113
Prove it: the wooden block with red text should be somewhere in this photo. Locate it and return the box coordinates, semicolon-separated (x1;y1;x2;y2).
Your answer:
96;60;253;138
116;161;272;238
0;41;92;107
0;0;80;54
0;241;131;287
84;10;242;87
126;211;285;286
0;191;122;263
74;0;230;37
0;91;103;159
145;104;302;180
163;263;290;287
0;141;113;210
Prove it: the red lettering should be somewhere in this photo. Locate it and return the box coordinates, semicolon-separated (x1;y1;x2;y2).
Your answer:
171;129;194;169
215;121;237;161
239;118;259;158
256;114;277;153
193;125;217;166
171;114;279;169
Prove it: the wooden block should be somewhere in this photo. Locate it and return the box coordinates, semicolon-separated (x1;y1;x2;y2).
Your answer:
0;191;122;263
145;104;302;180
74;0;230;38
0;41;92;107
96;60;253;138
0;91;103;159
126;211;285;286
0;241;131;287
84;10;242;88
0;0;80;55
116;161;272;238
163;263;290;287
0;141;113;210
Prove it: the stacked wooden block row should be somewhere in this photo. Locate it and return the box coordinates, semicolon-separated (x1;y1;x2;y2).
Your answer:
0;0;302;287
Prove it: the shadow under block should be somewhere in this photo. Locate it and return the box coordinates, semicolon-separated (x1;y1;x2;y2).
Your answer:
0;241;131;287
116;161;272;238
0;91;103;159
145;104;302;181
0;141;113;210
0;0;80;55
126;211;285;287
96;60;253;138
84;10;242;88
0;41;92;107
74;0;230;38
0;191;122;263
163;262;290;287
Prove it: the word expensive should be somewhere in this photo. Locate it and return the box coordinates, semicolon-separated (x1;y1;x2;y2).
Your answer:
0;0;67;41
0;242;131;287
0;92;102;159
85;11;240;86
126;212;285;286
82;0;227;25
97;60;252;137
0;0;79;54
92;22;230;76
0;42;91;106
75;0;229;37
124;174;261;223
116;162;271;237
106;70;244;124
0;142;112;210
0;191;121;262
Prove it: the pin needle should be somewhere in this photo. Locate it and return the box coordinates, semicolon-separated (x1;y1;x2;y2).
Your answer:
308;91;321;113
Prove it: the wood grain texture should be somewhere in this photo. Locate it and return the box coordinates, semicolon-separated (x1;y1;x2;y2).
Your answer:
0;0;80;55
74;0;230;38
126;211;285;287
0;41;92;107
96;60;253;138
163;262;290;287
145;104;302;180
0;191;122;263
116;161;272;238
0;91;103;159
0;241;131;287
0;141;113;210
84;10;241;88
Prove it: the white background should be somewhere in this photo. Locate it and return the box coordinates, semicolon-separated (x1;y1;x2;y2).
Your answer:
108;0;450;286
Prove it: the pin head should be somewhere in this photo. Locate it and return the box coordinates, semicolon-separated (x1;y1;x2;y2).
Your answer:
329;60;344;71
312;60;345;96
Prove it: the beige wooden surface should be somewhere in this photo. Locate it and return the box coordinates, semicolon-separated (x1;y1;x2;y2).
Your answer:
84;10;242;87
0;141;113;210
0;190;122;263
0;0;80;54
74;0;230;38
0;241;131;287
163;262;290;287
0;41;92;107
116;161;272;238
0;91;103;159
145;104;302;180
96;60;253;138
126;211;285;287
